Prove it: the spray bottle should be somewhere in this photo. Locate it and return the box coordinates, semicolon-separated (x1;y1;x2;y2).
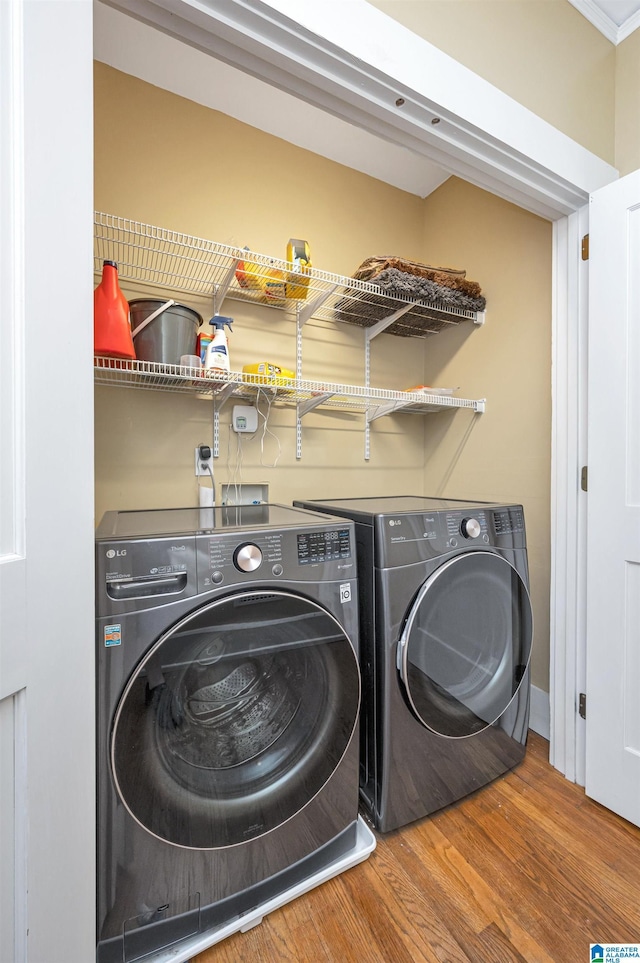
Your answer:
204;315;233;372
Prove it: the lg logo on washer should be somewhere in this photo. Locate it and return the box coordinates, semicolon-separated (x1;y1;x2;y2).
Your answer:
388;519;402;527
106;549;127;558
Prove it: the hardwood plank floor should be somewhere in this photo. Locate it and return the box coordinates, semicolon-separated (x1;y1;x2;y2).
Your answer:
194;733;640;962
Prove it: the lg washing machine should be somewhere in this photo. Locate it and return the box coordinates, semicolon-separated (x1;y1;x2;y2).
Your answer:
294;496;533;833
96;504;366;962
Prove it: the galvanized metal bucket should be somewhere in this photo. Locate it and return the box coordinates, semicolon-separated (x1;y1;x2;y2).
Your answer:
129;299;202;365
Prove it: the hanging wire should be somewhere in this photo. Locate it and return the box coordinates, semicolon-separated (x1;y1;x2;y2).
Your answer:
256;389;282;469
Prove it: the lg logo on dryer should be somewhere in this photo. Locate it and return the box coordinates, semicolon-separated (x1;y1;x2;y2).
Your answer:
106;549;127;558
388;519;402;527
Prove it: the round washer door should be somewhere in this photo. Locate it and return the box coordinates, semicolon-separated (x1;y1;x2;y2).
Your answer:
397;551;533;738
111;590;360;849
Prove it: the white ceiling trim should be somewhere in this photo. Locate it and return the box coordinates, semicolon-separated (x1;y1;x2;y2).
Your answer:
568;0;640;43
98;0;618;219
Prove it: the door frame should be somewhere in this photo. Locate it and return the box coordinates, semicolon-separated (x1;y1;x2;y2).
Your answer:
100;0;614;782
2;1;95;959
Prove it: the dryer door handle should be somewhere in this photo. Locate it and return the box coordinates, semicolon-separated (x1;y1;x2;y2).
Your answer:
396;634;408;672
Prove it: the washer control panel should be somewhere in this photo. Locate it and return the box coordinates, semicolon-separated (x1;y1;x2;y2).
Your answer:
95;510;357;614
198;525;354;590
297;528;352;565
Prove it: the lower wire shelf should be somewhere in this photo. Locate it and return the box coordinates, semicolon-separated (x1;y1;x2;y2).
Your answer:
93;357;486;415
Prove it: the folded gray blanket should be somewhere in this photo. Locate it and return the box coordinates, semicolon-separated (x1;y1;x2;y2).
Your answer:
373;268;486;313
333;266;486;336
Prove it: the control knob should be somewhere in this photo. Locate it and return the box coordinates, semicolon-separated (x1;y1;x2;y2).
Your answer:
234;543;263;572
461;517;481;539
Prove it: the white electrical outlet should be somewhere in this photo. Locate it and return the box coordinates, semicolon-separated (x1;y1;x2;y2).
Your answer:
194;445;213;476
232;405;259;433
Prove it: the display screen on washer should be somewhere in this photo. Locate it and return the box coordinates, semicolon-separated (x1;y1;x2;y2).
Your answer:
399;552;533;738
111;590;359;849
297;529;351;565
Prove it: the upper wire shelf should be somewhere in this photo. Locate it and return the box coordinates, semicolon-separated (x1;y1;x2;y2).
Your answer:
94;212;484;337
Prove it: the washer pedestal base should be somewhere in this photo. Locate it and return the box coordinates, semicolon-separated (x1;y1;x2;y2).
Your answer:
143;817;375;963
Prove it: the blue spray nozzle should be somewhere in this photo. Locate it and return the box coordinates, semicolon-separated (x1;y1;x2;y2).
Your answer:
209;315;233;331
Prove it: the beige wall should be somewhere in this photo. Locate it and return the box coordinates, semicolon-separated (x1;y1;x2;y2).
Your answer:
94;64;429;517
367;0;617;166
616;29;640;175
94;63;552;691
419;178;552;690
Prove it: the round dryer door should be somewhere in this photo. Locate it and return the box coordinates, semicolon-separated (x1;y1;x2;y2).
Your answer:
397;551;533;738
111;590;360;849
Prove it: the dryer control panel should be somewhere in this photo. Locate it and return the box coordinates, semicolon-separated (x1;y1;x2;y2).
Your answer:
375;505;526;567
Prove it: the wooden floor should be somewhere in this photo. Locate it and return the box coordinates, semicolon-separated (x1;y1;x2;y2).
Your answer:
194;732;640;962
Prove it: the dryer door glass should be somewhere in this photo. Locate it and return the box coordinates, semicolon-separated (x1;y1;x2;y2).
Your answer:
398;552;533;737
111;590;360;849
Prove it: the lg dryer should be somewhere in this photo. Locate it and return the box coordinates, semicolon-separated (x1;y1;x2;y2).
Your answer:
294;496;533;833
96;504;364;962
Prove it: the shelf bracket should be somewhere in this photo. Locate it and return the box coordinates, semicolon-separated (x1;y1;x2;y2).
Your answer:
213;257;241;313
365;301;416;342
298;393;335;417
296;284;338;327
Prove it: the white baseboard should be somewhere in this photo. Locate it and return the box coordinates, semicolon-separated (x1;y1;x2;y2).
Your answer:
529;684;550;740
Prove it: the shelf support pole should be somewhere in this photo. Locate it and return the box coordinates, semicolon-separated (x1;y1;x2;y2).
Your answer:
363;302;416;460
296;313;303;459
364;330;371;461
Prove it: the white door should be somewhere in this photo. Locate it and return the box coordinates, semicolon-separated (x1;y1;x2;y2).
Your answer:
0;2;95;960
586;169;640;826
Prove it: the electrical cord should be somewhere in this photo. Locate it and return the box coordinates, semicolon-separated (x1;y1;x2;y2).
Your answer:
206;462;216;504
223;427;244;506
256;388;282;468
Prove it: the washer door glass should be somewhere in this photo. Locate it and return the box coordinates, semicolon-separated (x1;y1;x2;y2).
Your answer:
112;590;360;849
398;552;533;738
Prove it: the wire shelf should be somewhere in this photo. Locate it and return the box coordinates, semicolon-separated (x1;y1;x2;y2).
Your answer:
94;357;485;412
94;212;483;337
93;358;486;414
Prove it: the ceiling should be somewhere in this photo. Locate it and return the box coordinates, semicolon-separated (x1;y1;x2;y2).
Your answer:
94;2;451;199
569;0;640;42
